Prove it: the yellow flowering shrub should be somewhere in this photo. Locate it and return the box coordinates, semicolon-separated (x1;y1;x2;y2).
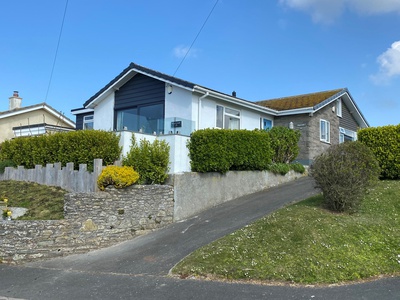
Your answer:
97;166;139;191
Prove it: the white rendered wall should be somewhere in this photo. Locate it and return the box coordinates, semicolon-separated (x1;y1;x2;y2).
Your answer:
164;87;195;135
198;97;275;131
241;110;274;130
119;131;190;174
94;93;114;131
164;87;193;120
199;97;218;129
159;135;191;173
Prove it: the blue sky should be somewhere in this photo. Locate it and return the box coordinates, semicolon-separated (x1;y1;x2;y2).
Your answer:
0;0;399;127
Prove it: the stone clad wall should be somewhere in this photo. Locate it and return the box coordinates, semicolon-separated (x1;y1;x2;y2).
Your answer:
274;103;340;165
0;185;174;264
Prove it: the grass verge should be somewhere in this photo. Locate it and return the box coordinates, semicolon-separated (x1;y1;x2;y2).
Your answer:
172;180;400;284
0;180;67;220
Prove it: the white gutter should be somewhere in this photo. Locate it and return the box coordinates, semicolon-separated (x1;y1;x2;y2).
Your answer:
198;92;209;130
194;86;279;115
71;108;94;115
276;107;314;116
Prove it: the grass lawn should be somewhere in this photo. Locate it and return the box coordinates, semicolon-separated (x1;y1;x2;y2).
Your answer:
172;180;400;284
0;180;67;220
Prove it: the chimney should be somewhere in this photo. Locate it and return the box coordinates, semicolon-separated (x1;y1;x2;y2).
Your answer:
232;91;237;97
9;91;22;110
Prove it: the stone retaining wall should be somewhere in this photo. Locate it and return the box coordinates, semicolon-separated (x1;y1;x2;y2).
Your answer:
0;185;174;264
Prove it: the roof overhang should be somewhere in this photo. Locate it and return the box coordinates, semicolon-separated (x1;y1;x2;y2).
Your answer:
339;91;369;128
0;104;75;128
71;108;94;115
194;86;278;115
83;65;194;109
275;107;314;116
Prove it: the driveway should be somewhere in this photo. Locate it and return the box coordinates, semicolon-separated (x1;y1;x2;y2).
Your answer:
0;176;398;300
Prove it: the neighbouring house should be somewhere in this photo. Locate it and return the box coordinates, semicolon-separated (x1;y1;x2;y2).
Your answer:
256;88;369;165
0;91;75;143
71;63;369;172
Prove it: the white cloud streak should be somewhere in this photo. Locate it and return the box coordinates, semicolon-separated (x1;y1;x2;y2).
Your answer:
371;41;400;85
173;45;199;59
279;0;400;23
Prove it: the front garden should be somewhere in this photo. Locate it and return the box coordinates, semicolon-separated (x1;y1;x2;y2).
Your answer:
172;179;400;284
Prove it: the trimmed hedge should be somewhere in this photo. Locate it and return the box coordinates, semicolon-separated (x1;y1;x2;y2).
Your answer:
0;130;122;171
187;129;273;173
268;126;301;163
358;124;400;179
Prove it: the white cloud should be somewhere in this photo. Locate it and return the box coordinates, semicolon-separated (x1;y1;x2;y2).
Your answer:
173;45;199;59
371;41;400;84
279;0;344;23
348;0;400;15
279;0;400;23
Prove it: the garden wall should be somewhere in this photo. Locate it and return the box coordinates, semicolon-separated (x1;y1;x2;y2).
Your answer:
0;184;174;264
171;170;306;221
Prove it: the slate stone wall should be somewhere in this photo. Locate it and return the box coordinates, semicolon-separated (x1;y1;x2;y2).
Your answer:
0;185;174;264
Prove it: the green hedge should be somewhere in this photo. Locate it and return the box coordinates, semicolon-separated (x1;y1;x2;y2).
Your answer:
123;135;170;184
187;129;273;173
358;124;400;179
0;130;122;171
268;126;301;163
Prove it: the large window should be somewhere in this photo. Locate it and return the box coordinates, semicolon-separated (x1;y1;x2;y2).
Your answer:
83;115;94;130
116;103;164;134
216;105;240;129
320;119;330;143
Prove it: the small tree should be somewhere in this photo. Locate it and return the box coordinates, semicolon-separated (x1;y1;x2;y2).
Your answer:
123;136;170;184
311;141;380;213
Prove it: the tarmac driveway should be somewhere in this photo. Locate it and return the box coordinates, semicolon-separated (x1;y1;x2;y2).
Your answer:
0;176;399;299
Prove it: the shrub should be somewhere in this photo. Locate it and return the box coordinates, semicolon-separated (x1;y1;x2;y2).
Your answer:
0;130;122;170
187;129;273;173
290;162;306;174
358;124;400;179
311;141;380;213
123;136;170;184
97;166;139;191
0;159;16;174
269;163;291;175
268;126;301;163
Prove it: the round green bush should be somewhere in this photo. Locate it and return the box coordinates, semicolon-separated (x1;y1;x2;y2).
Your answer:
311;142;380;213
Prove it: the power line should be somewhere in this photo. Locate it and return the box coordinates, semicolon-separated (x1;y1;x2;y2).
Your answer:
173;0;219;77
45;0;69;103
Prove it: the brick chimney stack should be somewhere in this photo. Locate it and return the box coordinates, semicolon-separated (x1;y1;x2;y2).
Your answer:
9;91;22;110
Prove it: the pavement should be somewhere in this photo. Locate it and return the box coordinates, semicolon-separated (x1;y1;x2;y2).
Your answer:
0;176;399;300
